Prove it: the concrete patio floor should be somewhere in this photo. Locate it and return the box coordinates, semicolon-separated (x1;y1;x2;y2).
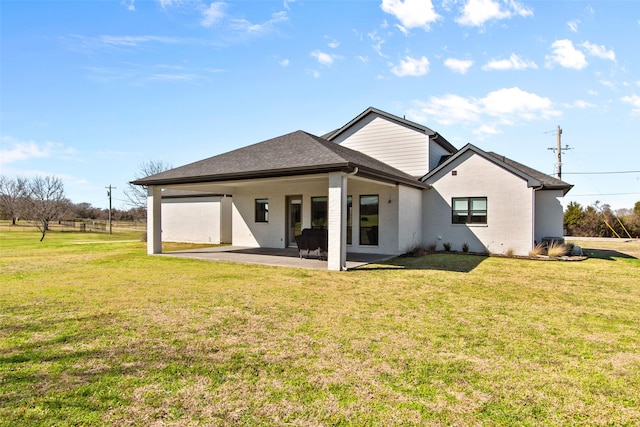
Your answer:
158;246;396;270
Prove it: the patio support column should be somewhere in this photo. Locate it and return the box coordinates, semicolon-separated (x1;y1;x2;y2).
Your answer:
147;185;162;254
328;172;347;271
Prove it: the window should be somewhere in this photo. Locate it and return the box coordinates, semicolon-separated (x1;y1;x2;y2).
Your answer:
360;195;379;245
311;196;327;228
255;198;269;223
452;197;487;224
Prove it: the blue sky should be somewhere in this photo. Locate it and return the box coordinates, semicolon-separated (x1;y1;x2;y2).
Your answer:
1;0;639;211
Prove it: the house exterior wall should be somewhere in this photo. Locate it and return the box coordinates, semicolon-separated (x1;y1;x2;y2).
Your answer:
229;177;410;255
162;196;231;244
422;152;535;255
332;114;431;177
534;190;565;243
429;138;452;171
398;185;423;252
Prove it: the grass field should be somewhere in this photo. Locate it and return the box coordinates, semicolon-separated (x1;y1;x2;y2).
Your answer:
1;227;639;426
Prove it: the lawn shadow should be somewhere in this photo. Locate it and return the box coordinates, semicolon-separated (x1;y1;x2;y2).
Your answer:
580;248;638;261
354;253;489;273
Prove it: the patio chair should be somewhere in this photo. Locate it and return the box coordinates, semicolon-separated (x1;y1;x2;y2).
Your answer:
295;234;309;259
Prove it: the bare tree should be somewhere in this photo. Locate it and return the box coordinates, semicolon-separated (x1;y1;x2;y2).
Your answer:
124;160;172;208
0;176;28;225
24;176;67;241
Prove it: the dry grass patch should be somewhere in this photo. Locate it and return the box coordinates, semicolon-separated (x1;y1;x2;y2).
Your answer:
1;230;639;426
547;242;568;258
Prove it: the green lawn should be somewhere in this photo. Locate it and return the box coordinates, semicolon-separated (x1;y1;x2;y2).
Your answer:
1;228;639;426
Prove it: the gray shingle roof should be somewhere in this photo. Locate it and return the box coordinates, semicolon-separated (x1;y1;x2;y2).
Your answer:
132;130;427;189
486;152;573;191
421;143;573;194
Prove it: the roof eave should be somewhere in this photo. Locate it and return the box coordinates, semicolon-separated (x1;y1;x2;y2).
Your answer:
131;163;354;186
536;183;574;196
355;166;430;190
132;163;428;190
328;107;435;139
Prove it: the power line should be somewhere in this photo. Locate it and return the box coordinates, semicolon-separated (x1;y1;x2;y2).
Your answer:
569;192;640;197
561;170;640;175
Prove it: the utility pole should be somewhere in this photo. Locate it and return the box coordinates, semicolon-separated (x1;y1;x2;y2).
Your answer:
547;126;571;180
106;185;116;234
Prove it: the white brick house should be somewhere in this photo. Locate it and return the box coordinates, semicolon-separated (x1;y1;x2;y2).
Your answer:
134;107;572;270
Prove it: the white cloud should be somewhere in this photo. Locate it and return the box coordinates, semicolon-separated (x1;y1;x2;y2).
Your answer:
380;0;441;32
311;50;335;66
408;87;560;137
327;39;340;49
409;94;481;125
545;39;587;70
230;11;288;34
390;55;430;77
564;99;596;109
0;137;75;165
567;19;580;32
444;58;474;74
121;0;135;11
482;53;537;71
481;87;559;122
368;31;387;58
279;58;290;67
456;0;533;27
473;124;501;137
599;79;615;89
157;0;177;8
581;41;616;62
155;1;287;34
98;35;181;47
621;94;640;114
84;64;223;84
201;2;226;27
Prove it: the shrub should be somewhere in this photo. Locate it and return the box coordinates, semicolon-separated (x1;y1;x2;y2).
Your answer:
504;247;515;257
462;242;469;253
547;242;568;258
528;243;545;257
404;244;429;257
443;242;452;252
426;242;437;252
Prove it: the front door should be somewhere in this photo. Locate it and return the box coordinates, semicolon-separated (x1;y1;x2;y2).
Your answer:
287;196;302;247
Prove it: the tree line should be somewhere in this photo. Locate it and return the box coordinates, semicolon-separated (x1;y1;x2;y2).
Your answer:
4;171;639;241
0;175;146;241
564;200;640;239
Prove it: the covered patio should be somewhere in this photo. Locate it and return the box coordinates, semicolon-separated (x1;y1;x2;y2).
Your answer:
157;246;395;270
134;130;427;271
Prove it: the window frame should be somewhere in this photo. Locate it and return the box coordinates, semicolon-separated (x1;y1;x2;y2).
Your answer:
255;198;269;223
452;197;487;225
310;196;328;229
359;194;379;246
